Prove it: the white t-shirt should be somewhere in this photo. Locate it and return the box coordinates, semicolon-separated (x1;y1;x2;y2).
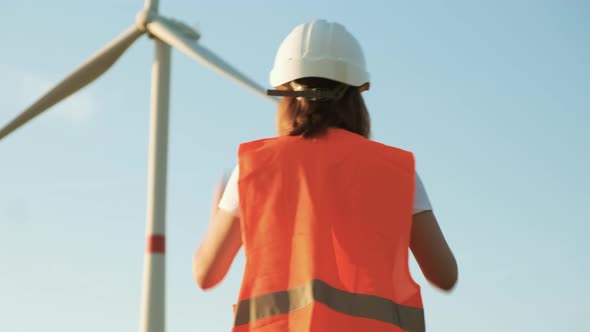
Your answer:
219;165;432;217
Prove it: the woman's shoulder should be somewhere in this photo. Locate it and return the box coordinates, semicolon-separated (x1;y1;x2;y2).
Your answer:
366;138;414;158
359;138;416;173
330;128;413;156
238;135;294;156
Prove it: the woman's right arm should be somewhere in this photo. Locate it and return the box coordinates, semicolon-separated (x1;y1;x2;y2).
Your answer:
410;211;458;291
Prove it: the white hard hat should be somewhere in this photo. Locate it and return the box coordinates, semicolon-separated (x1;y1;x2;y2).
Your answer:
269;20;370;88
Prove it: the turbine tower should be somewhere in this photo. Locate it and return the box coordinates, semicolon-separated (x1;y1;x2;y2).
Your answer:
0;1;276;331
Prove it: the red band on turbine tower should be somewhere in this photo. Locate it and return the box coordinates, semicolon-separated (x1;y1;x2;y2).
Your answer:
147;234;165;254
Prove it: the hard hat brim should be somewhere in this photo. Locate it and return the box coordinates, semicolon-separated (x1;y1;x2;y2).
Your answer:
270;58;369;88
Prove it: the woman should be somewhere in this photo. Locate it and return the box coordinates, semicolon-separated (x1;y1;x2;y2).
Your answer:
193;19;457;332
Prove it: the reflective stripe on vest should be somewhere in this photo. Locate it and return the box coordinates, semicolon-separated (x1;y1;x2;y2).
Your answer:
234;279;425;332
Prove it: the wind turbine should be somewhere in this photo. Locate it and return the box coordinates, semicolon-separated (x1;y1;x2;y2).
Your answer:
0;1;276;331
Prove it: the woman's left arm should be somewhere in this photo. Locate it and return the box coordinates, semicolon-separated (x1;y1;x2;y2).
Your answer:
193;181;242;290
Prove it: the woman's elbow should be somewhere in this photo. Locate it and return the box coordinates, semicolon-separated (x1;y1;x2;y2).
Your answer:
432;274;457;292
192;254;216;290
193;267;209;290
194;273;216;290
193;266;221;290
428;259;458;291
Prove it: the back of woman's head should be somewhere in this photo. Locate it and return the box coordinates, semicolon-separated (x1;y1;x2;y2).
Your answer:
269;20;371;139
279;77;371;138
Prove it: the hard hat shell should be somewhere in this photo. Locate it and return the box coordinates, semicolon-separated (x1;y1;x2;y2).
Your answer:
270;20;370;88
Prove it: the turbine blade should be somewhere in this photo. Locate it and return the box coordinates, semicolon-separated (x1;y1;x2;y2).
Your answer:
147;17;276;103
0;26;144;140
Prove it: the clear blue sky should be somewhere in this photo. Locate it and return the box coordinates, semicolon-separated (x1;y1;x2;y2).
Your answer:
1;1;588;331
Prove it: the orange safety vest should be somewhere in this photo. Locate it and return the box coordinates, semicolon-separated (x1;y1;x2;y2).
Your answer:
233;128;424;332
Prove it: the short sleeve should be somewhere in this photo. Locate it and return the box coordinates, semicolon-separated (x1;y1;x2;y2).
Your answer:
218;165;241;217
413;172;432;214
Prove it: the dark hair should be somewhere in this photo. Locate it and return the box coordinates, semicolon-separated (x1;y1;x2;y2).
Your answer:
282;77;371;138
